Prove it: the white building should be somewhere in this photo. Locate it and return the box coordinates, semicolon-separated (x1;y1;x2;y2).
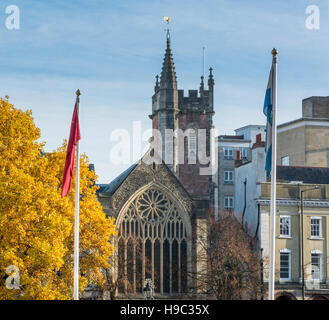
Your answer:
216;125;265;213
235;125;266;144
234;134;266;235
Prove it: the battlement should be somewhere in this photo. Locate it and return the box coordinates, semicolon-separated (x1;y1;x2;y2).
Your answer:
178;88;213;113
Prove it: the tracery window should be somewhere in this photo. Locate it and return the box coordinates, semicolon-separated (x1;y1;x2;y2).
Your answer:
117;187;191;295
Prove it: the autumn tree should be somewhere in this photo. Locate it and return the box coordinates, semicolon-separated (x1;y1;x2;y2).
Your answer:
0;97;116;300
188;211;263;300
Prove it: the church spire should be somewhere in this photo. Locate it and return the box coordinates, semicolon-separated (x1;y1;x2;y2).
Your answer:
159;29;177;90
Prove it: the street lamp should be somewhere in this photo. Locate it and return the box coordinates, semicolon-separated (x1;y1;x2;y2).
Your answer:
143;279;153;300
300;185;319;300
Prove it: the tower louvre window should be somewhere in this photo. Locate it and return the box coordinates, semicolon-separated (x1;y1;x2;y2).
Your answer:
187;128;197;164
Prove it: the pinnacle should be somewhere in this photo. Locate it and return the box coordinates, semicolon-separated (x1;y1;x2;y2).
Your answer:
159;36;177;90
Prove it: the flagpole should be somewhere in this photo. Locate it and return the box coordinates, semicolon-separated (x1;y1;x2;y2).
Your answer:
268;49;278;300
74;89;81;300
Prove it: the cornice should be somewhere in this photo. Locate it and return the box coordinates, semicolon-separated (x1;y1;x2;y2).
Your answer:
256;199;329;207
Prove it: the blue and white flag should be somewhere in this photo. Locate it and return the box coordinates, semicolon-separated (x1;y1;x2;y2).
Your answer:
263;64;274;175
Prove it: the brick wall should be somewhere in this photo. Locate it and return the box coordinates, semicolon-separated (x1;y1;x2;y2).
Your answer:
178;112;211;196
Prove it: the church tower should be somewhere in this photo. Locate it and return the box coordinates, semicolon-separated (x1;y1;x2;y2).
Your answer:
177;68;215;198
151;30;215;213
151;30;179;174
96;29;217;299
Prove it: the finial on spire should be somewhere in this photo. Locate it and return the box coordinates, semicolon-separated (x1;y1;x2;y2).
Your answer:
164;16;171;40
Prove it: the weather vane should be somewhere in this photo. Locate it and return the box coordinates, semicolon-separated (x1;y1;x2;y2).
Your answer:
163;16;170;39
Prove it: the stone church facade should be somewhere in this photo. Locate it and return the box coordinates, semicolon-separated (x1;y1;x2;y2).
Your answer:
97;31;216;298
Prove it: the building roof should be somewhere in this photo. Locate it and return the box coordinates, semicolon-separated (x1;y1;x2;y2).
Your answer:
277;165;329;184
277;117;329;129
218;135;244;140
234;124;265;131
97;163;138;195
217;134;251;145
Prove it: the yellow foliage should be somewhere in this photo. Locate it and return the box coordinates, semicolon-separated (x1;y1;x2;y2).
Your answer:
0;97;116;299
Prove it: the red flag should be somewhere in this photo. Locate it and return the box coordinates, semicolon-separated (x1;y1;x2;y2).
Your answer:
61;98;81;198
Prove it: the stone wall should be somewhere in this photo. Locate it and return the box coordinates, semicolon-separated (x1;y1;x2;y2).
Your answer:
302;96;329;119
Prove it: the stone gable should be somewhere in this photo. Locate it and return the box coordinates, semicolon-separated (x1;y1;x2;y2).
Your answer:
98;160;193;220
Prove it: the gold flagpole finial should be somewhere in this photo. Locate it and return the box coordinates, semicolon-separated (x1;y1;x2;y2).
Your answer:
76;89;81;96
163;16;170;24
271;48;278;56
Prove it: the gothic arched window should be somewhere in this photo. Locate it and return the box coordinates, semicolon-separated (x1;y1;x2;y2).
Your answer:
116;187;191;296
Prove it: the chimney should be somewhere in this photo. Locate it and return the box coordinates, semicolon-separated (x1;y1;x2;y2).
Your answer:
235;150;243;167
252;133;265;149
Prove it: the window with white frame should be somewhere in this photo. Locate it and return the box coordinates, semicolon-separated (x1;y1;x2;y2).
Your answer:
224;147;233;159
280;250;291;281
311;217;322;238
280;216;291;237
281;156;290;166
224;170;233;184
311;252;322;281
224;196;234;209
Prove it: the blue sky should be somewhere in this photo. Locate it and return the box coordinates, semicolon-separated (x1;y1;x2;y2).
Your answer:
1;0;328;183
